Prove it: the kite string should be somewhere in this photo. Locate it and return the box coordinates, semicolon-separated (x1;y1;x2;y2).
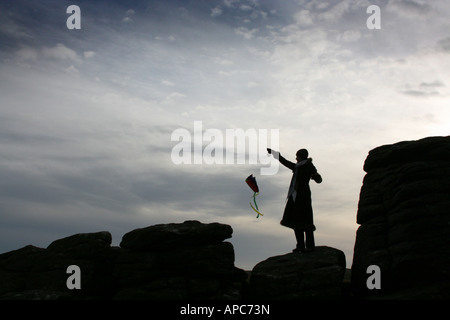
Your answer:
250;192;263;218
253;192;258;210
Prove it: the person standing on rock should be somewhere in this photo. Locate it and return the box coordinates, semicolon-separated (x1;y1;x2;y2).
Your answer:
267;148;322;253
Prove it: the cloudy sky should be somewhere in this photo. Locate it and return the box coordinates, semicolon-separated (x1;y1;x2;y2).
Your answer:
1;0;449;269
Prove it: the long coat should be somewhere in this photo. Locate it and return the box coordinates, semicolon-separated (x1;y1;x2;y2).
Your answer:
278;154;321;232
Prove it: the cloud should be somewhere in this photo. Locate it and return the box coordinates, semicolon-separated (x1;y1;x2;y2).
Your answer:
0;11;33;40
240;5;253;11
420;80;445;88
65;65;79;74
83;51;96;58
214;57;233;65
223;0;240;9
42;43;80;62
437;37;450;52
313;0;365;23
124;8;136;22
401;89;439;97
15;46;39;61
387;0;432;18
400;78;447;97
162;92;187;105
13;44;83;67
234;27;258;39
162;80;175;86
293;10;314;27
337;30;362;43
211;6;223;17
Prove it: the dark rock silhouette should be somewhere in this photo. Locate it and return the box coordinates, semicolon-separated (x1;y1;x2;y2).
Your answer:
352;136;450;298
120;220;233;251
0;221;246;300
0;219;347;300
247;246;346;299
115;221;244;300
0;231;116;299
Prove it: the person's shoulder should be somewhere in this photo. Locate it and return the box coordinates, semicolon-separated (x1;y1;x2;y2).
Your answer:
306;158;317;170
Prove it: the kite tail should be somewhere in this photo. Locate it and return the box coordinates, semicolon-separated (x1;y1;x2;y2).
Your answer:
250;192;263;218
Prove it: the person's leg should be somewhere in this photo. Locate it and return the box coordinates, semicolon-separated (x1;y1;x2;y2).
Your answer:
293;229;305;252
305;231;315;251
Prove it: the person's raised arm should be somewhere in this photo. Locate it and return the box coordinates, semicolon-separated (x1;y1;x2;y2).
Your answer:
267;148;296;171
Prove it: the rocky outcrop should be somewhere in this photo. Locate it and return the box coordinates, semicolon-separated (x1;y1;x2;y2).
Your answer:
352;136;450;298
247;246;346;299
114;220;245;299
0;231;116;300
119;221;233;251
0;218;348;300
0;220;246;300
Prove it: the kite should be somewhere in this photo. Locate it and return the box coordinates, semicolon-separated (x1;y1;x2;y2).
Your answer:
245;174;263;218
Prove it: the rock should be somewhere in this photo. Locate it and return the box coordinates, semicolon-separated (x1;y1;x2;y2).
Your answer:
0;232;117;300
362;136;449;172
352;136;450;298
0;220;246;300
113;241;246;299
115;221;245;299
120;220;233;251
47;231;112;254
247;246;346;299
0;245;51;299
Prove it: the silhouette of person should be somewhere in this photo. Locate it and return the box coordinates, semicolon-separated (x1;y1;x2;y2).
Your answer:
268;148;322;253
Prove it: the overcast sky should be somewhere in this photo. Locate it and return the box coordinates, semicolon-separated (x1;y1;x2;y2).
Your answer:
1;0;449;270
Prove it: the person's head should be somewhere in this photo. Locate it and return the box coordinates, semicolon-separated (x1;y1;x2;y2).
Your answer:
296;149;308;162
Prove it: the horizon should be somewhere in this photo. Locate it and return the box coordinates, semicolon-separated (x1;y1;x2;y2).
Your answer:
1;0;449;270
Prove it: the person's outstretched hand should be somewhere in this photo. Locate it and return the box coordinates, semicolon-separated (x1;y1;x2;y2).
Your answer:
267;148;272;154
